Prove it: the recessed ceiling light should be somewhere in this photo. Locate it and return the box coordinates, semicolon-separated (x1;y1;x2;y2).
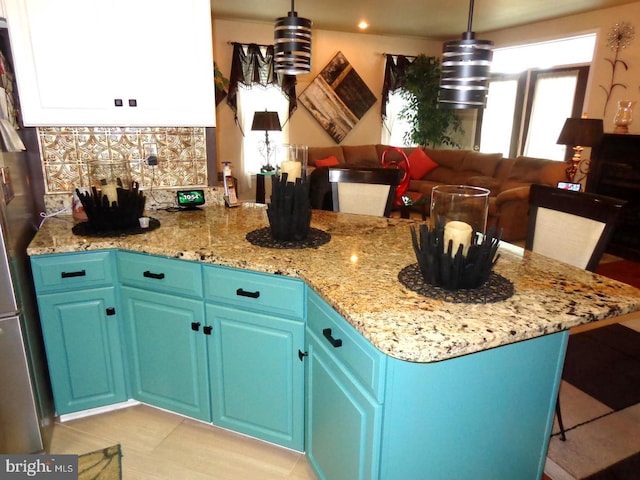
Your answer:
358;20;369;30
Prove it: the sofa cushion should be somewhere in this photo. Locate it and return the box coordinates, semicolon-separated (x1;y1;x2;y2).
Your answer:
315;155;340;167
423;148;467;169
408;147;439;180
467;176;501;194
308;146;345;167
342;145;380;168
502;156;568;190
461;152;503;177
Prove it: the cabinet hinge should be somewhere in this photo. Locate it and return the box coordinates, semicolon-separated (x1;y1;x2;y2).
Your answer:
298;350;308;361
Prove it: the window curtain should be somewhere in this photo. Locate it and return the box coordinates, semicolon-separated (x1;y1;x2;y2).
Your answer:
381;54;415;145
381;54;415;119
227;43;297;122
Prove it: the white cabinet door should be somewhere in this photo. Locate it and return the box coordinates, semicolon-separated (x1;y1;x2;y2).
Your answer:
3;0;215;126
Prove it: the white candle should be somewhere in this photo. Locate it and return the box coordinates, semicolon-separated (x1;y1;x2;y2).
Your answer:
100;184;118;203
280;160;302;182
444;220;473;256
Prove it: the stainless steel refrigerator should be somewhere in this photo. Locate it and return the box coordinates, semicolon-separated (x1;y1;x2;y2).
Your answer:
0;24;53;453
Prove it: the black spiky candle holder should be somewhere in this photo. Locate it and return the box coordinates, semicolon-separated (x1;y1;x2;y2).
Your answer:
410;220;501;291
267;173;311;241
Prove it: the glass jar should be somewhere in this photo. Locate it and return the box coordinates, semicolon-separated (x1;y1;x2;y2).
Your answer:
613;100;635;134
278;144;308;183
88;160;132;203
430;185;490;254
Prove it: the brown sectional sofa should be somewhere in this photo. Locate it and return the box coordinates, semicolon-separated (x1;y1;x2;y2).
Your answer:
307;144;568;242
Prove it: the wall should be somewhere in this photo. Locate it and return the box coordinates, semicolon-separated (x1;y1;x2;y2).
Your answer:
212;18;441;172
485;1;640;134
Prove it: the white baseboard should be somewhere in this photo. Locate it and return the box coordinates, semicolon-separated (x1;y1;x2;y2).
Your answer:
58;399;141;422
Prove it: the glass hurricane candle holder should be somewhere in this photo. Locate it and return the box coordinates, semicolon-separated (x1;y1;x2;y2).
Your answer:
278;144;308;183
430;185;490;255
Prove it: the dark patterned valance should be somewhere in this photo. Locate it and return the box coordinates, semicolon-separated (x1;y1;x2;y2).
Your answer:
381;54;416;119
226;43;297;122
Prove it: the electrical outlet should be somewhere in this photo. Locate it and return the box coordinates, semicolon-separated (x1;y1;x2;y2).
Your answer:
144;143;158;166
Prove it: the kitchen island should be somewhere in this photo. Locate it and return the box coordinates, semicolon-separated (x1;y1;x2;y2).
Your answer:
28;204;640;479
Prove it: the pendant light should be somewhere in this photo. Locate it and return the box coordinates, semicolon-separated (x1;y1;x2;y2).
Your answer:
438;0;493;109
274;0;312;75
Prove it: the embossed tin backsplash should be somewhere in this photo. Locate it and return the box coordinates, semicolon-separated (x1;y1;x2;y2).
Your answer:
38;127;208;193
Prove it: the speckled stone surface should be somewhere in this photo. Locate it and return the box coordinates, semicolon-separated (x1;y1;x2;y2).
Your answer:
28;204;640;363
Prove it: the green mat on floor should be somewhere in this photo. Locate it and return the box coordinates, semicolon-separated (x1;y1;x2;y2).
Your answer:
78;444;122;480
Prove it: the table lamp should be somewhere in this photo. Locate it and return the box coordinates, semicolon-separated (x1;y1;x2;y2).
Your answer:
556;117;604;182
251;110;282;172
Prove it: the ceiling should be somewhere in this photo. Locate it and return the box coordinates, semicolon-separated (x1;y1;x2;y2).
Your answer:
210;0;638;39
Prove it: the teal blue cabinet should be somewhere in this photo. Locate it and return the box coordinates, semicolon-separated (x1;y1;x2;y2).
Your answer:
206;304;304;451
305;289;384;480
31;252;127;415
121;286;210;421
203;264;306;451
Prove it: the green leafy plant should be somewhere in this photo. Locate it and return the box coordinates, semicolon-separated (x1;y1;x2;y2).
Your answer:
399;55;463;148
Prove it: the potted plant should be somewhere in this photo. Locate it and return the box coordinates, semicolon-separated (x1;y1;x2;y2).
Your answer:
399;54;463;148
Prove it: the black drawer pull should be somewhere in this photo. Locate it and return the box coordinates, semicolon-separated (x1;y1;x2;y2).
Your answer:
191;322;201;332
322;328;343;348
236;288;260;299
61;269;86;278
143;270;165;280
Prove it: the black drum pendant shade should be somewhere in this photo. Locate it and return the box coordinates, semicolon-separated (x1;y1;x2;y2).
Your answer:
438;0;493;109
274;0;312;75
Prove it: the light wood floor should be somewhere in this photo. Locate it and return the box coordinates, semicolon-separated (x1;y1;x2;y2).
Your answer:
47;404;317;479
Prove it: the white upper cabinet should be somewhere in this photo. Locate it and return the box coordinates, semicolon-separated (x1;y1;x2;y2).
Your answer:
3;0;216;127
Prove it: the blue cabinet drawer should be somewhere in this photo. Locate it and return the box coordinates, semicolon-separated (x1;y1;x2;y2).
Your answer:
31;251;115;293
117;251;203;298
307;289;386;401
203;265;304;320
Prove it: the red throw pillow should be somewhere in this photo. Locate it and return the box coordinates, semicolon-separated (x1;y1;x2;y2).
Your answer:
314;155;340;167
408;147;438;180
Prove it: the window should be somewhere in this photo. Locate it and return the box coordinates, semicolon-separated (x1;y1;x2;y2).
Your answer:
382;90;415;146
479;34;596;159
237;85;289;188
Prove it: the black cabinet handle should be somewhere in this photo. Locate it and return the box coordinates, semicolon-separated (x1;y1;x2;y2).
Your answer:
61;270;86;278
143;271;165;280
236;288;260;299
322;328;343;348
106;307;116;316
298;349;308;361
203;325;213;335
191;322;201;332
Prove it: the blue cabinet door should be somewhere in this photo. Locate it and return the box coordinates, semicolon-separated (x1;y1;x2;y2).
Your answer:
206;304;305;451
121;286;210;421
305;330;382;480
37;287;127;415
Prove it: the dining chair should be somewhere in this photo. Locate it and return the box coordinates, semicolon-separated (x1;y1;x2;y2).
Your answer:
526;183;627;440
328;167;402;217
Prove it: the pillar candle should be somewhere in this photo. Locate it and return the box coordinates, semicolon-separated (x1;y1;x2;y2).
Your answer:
280;160;302;182
100;184;118;204
444;220;473;256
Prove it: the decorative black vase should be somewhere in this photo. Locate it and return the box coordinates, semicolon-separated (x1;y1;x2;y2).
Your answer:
267;173;312;241
410;220;501;290
75;182;146;232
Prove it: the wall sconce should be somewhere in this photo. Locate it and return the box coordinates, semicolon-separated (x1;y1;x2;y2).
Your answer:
556;117;604;182
251;110;282;172
274;0;312;75
438;0;493;109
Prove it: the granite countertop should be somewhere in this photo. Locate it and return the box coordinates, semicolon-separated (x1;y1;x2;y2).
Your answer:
28;204;640;363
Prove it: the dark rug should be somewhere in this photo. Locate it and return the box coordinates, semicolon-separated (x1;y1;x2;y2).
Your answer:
596;259;640;289
562;324;640;411
78;444;122;480
585;451;640;480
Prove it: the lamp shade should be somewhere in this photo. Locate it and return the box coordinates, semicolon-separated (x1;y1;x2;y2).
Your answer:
251;111;282;132
274;1;312;75
557;118;604;147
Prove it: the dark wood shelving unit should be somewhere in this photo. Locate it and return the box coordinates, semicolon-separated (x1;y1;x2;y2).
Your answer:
587;133;640;261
